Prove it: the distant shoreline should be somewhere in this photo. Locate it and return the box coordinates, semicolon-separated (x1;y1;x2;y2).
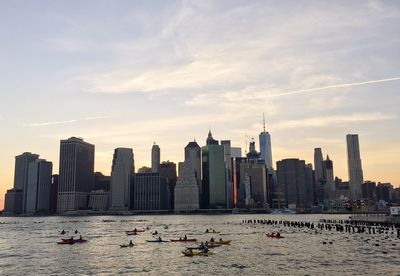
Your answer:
0;209;367;218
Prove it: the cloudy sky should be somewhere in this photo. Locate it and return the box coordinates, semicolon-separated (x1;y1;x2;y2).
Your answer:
1;0;399;208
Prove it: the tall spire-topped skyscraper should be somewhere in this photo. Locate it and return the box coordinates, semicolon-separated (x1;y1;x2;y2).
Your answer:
259;113;273;170
347;134;364;200
206;129;218;145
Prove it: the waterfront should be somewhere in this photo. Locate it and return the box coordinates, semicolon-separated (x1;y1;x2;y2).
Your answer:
0;214;398;275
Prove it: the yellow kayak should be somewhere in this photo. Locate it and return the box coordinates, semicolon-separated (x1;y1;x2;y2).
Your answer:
181;250;214;257
209;240;231;245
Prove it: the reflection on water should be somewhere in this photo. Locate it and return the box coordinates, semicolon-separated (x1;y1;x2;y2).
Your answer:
0;214;398;275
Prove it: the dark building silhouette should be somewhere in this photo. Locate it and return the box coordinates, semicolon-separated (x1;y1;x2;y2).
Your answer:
159;161;177;210
276;158;313;208
131;173;169;211
362;181;377;201
49;175;58;214
4;189;23;215
57;137;95;213
94;172;110;191
376;183;393;203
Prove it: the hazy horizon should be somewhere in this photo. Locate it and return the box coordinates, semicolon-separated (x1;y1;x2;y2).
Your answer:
1;0;400;209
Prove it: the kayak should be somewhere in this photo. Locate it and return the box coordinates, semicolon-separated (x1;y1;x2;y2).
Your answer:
146;240;169;243
170;238;197;242
58;239;87;244
181;250;214;257
126;232;138;236
120;244;135;248
209;240;231;245
126;229;145;233
186;244;221;250
266;234;284;239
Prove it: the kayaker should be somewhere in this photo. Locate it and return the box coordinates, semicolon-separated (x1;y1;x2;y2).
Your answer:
219;238;223;242
205;241;208;247
277;232;281;238
158;236;162;242
184;235;187;241
206;229;209;233
154;230;158;235
79;235;83;241
61;230;65;235
134;228;137;232
70;236;74;243
210;237;215;242
129;240;133;246
75;230;78;234
201;246;209;253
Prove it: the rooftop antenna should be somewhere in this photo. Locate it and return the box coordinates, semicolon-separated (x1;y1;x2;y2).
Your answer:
263;112;266;132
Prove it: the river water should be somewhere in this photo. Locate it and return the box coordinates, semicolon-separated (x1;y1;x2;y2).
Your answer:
0;214;398;275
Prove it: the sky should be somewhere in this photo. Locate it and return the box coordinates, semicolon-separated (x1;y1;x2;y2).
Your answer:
0;0;399;209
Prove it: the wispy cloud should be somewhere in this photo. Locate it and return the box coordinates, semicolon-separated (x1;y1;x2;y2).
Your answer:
23;116;109;127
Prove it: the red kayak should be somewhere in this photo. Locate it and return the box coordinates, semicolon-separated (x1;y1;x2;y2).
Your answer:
170;238;197;242
266;234;284;239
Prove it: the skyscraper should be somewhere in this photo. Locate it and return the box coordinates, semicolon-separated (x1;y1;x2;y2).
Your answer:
202;131;226;209
347;134;364;200
323;155;335;191
313;148;324;203
131;173;169;211
174;160;200;210
110;148;134;210
175;141;201;211
151;143;160;173
276;158;312;208
26;159;52;214
184;140;201;182
221;140;234;208
13;152;39;212
259;113;273;170
313;148;324;185
57;137;95;213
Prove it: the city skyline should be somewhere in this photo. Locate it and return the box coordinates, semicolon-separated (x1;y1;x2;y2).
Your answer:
1;1;400;208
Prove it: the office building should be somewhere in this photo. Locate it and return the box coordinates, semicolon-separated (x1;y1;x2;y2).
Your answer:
239;162;268;207
362;181;377;201
4;189;23;215
13;152;39;212
347;134;364;200
151;143;160;173
88;190;109;211
376;183;393;203
159;161;177;210
57;137;95;213
221;140;234;208
259;114;273;170
26;159;52;214
131;173;169;211
94;172;110;191
110;148;134;210
276;158;312;208
313;148;324;203
174;160;200;210
202;131;226;209
49;175;58;214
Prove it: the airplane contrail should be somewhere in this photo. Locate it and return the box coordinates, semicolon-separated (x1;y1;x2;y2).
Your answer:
269;77;400;97
23;116;109;127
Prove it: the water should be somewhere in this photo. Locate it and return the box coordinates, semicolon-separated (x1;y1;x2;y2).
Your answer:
0;214;398;275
